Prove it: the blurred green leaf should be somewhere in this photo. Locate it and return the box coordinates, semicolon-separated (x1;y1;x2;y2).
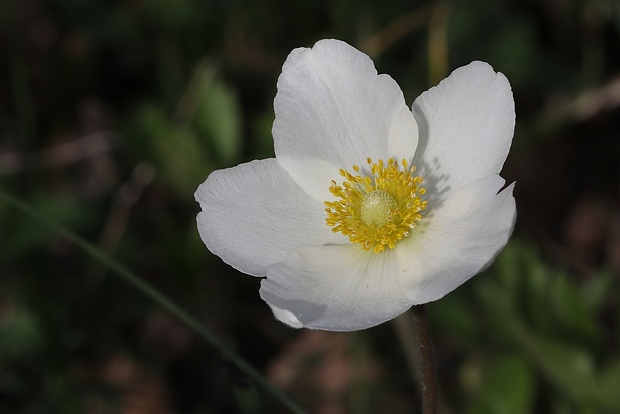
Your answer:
514;323;620;411
193;75;243;163
472;240;619;411
130;103;213;196
127;65;242;196
581;271;614;311
468;354;534;414
549;273;601;350
599;360;620;408
515;324;596;399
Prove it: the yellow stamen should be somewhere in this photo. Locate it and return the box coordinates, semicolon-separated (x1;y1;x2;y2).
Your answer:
324;158;427;253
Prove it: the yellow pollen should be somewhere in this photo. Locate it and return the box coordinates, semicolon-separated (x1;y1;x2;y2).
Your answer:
324;158;427;253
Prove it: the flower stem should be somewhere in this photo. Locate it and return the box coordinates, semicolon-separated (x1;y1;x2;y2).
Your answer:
411;305;437;414
0;190;307;414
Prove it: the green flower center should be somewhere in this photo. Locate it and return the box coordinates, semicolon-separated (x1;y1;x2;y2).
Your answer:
361;190;397;227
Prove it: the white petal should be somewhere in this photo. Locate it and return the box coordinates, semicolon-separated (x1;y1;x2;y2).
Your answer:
412;61;515;207
195;158;345;276
274;39;418;201
260;245;412;331
267;304;303;329
397;175;516;303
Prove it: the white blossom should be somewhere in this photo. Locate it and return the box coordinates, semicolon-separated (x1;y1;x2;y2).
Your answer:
195;39;516;331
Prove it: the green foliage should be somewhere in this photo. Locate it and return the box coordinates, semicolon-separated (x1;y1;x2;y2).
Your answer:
467;353;535;414
126;68;242;196
430;240;620;413
130;103;211;195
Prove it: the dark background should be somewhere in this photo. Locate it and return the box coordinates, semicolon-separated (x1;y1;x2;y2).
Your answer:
1;0;619;413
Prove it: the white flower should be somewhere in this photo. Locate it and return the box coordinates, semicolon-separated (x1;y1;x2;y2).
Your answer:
195;39;516;331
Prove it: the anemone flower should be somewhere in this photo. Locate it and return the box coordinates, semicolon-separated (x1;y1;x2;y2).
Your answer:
195;39;516;331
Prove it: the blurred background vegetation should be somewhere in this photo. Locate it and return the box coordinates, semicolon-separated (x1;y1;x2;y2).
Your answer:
0;0;619;413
